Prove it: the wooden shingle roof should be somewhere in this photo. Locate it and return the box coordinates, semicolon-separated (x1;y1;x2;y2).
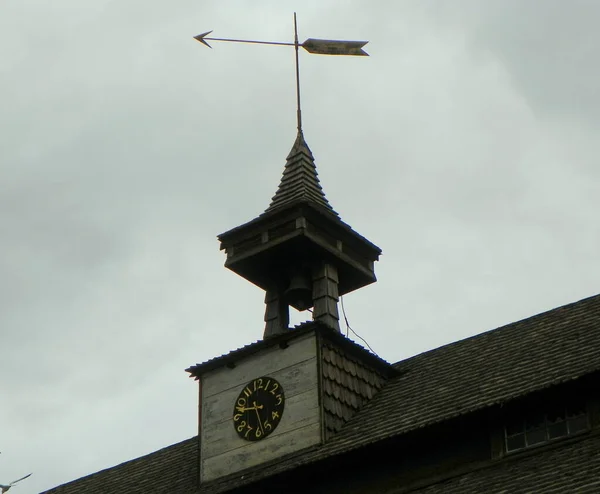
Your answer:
332;291;600;452
43;293;600;493
40;438;198;494
262;131;339;217
203;292;600;492
411;433;600;493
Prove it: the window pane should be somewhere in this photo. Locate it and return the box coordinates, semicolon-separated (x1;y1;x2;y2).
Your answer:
506;420;524;437
546;406;565;423
525;413;544;431
568;415;589;434
566;401;586;418
526;428;546;446
506;434;525;451
547;420;567;439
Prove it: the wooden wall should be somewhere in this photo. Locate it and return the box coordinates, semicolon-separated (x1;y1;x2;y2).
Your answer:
200;332;321;482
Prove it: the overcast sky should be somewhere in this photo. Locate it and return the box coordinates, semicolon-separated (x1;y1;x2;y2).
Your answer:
2;1;599;492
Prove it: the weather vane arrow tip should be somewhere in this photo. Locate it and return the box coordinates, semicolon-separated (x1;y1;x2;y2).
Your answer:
194;31;213;48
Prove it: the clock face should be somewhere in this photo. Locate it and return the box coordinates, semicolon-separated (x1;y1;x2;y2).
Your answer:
232;376;285;441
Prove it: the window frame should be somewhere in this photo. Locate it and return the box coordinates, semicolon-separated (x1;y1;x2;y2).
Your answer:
503;400;589;453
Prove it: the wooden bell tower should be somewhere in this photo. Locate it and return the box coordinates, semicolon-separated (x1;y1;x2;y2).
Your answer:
217;131;381;337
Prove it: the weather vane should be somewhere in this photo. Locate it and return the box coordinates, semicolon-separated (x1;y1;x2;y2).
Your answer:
194;13;368;134
0;473;31;493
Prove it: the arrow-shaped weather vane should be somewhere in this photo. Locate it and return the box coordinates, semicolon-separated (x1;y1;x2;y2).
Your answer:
194;13;368;134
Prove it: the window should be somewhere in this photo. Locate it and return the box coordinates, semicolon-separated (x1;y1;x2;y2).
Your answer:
504;400;589;452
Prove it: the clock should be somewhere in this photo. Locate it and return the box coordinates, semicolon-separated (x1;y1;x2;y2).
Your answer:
232;376;285;441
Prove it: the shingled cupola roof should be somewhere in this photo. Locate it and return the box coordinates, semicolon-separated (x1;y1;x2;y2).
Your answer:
263;131;339;218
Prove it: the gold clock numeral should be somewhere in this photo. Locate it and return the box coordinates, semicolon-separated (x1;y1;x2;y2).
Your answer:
255;428;262;439
272;411;280;420
233;413;243;421
264;420;272;431
243;386;252;398
253;378;263;391
236;420;247;432
276;394;283;406
235;397;246;414
244;424;253;438
269;382;279;395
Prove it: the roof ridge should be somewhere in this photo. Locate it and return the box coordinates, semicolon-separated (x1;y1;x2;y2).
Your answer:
393;292;600;368
263;131;340;217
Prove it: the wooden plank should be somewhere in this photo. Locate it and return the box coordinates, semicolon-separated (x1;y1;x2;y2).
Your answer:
202;356;317;428
202;386;319;458
202;422;321;482
202;332;317;398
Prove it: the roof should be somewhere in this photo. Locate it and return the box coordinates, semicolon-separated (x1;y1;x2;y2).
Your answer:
410;432;600;493
334;291;600;449
202;292;600;492
263;131;339;218
186;320;397;378
43;292;600;493
39;438;198;494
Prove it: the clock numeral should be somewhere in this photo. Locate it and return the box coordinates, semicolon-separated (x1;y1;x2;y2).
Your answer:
255;428;262;439
236;420;247;432
272;411;280;420
244;424;253;438
264;420;272;431
276;394;283;406
235;398;246;413
264;379;271;392
243;386;252;398
233;413;243;422
269;382;279;396
253;378;263;391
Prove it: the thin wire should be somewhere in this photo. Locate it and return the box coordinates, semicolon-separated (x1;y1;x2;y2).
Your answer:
293;12;302;134
340;295;378;355
340;295;350;337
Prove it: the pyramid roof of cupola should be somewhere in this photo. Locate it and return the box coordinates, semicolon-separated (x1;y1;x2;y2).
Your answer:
263;131;339;218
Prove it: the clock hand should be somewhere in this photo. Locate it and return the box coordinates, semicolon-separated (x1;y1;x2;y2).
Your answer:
237;403;263;412
253;402;265;434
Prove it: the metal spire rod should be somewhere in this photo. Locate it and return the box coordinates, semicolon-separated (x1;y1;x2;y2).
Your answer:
194;16;369;134
294;13;302;134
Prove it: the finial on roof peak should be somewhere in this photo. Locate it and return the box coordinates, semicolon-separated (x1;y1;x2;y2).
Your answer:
286;130;312;158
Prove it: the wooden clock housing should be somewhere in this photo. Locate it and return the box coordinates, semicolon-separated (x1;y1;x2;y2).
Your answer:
187;322;397;484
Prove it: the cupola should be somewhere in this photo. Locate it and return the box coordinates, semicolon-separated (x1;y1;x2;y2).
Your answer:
218;130;381;337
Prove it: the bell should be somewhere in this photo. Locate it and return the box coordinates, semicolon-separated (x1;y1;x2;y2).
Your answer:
284;271;313;311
